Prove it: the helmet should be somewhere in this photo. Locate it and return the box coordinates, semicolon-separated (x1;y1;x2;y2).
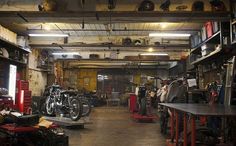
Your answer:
138;0;155;11
209;0;226;11
122;37;132;46
1;48;9;58
192;1;204;11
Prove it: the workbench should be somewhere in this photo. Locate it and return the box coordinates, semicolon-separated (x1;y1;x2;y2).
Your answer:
159;103;236;146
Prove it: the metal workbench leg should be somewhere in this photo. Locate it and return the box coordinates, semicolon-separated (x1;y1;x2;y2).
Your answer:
183;113;187;146
171;109;175;142
191;116;196;146
175;110;179;145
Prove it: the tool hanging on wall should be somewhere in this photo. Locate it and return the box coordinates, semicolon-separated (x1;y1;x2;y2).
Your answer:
81;0;85;29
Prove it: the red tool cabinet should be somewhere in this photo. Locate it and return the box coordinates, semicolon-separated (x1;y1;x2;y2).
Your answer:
15;80;32;113
129;94;137;113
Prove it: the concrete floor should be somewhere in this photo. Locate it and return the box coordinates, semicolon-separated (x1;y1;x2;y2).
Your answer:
66;107;166;146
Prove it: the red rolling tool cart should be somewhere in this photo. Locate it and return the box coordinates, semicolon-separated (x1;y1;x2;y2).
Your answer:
129;94;137;113
15;80;32;114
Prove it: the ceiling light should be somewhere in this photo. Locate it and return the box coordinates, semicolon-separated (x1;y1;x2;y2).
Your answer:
140;53;168;56
52;52;80;55
148;47;153;52
149;33;191;37
44;25;51;31
29;34;69;37
160;22;168;29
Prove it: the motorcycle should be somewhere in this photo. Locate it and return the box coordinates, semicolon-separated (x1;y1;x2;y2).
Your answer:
45;85;83;121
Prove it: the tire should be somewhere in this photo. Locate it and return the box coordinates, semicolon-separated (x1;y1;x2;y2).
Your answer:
45;96;55;116
40;102;46;115
69;97;83;121
81;99;92;117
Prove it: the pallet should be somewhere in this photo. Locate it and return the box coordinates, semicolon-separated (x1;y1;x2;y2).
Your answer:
44;116;92;127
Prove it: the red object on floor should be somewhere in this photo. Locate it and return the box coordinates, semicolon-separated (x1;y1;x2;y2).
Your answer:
0;123;59;133
131;113;157;122
129;94;137;113
0;124;37;133
0;96;13;109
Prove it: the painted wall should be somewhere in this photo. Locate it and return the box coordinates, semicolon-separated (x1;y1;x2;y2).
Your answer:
63;68;98;91
62;67;168;92
28;49;48;96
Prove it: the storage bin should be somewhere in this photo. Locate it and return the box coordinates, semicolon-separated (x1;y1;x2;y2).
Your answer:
201;44;215;56
212;21;219;33
201;26;207;41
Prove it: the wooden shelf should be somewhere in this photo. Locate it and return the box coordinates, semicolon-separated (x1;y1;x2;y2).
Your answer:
0;55;27;65
190;31;221;54
191;49;222;65
0;37;30;53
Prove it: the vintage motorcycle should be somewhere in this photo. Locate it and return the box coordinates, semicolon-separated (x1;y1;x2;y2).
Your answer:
45;85;83;121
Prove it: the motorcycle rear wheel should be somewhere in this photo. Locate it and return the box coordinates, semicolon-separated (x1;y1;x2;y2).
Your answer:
81;99;92;117
69;97;83;121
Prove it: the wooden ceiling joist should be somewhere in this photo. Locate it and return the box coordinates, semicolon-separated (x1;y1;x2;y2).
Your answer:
0;11;230;23
30;44;190;51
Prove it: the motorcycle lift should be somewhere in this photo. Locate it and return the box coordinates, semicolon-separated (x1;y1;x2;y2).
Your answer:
44;116;92;128
131;113;157;122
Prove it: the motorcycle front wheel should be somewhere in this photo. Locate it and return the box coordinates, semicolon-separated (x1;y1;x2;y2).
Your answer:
45;96;55;116
69;97;83;121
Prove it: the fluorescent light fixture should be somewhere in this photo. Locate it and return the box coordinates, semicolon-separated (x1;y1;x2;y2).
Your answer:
44;26;51;31
52;52;80;55
149;33;191;37
29;33;69;37
140;53;168;56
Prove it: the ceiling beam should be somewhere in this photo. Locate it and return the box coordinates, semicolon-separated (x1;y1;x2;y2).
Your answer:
30;43;190;50
64;65;169;69
27;28;199;32
55;58;180;62
0;11;230;23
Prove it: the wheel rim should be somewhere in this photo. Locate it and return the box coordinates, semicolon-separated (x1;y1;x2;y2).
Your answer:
70;99;80;120
46;97;54;115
